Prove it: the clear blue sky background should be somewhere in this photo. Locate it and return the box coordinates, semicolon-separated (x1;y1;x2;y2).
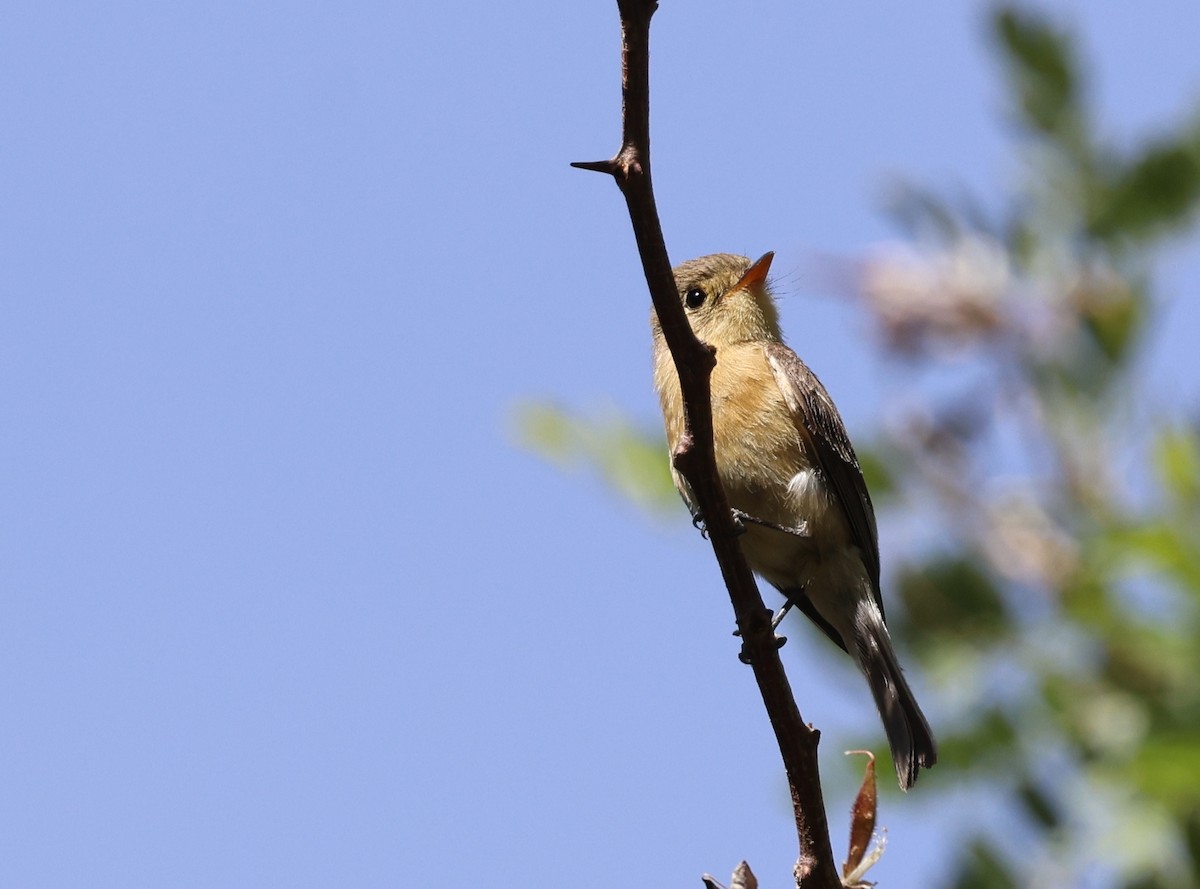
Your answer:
3;2;1198;887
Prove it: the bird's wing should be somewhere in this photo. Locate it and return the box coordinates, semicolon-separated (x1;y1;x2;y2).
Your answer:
764;341;884;611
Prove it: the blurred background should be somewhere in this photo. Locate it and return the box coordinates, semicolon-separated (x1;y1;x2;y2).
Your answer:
3;1;1199;887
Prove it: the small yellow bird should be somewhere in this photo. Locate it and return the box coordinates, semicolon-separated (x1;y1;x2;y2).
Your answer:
652;252;937;790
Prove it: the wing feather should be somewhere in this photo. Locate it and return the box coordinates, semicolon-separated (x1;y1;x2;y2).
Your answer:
764;342;884;612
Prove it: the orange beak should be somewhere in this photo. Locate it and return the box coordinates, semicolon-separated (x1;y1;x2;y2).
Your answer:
731;252;774;293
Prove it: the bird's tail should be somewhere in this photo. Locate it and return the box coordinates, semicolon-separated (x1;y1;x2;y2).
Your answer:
850;601;937;790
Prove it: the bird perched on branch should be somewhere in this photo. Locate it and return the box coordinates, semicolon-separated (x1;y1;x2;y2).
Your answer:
651;252;937;790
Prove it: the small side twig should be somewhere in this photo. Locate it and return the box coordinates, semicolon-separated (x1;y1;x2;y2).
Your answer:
573;2;840;886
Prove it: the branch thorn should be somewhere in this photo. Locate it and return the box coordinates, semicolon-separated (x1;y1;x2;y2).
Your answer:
570;158;619;176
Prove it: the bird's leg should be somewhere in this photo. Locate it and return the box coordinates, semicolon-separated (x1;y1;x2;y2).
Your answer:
685;489;806;540
730;508;809;539
770;595;798;631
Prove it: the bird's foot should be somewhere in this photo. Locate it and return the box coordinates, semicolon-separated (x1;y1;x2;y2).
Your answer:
737;632;788;664
691;509;750;538
733;608;788;664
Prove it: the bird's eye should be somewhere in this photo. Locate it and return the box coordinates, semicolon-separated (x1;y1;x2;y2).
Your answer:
684;287;706;309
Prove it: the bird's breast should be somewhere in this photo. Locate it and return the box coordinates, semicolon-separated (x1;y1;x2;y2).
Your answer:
708;344;850;582
709;343;813;504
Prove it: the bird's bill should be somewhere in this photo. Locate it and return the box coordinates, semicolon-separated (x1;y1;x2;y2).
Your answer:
731;252;775;293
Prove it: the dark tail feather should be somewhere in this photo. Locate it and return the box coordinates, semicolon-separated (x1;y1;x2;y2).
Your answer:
852;604;937;790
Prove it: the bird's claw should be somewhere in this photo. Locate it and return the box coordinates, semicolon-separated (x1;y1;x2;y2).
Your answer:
729;509;748;536
737;634;787;664
733;609;789;664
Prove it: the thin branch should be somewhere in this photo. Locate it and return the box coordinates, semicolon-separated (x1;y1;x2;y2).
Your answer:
573;2;840;886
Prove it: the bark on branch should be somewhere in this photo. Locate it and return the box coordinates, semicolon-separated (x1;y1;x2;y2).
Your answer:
573;2;841;885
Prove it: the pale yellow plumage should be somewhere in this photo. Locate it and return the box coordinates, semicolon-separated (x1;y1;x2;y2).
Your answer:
651;252;937;790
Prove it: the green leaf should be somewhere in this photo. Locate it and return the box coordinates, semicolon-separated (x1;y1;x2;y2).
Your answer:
1184;808;1200;885
514;401;579;467
1122;873;1178;889
1102;625;1193;704
511;401;678;514
856;445;898;503
947;838;1019;889
934;708;1019;769
1060;565;1115;629
1153;424;1200;506
1018;777;1061;829
1103;520;1200;600
993;6;1080;139
1131;733;1200;813
1078;278;1145;367
1089;133;1200;243
895;555;1011;642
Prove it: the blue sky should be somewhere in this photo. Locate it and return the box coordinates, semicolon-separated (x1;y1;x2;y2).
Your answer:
3;2;1199;887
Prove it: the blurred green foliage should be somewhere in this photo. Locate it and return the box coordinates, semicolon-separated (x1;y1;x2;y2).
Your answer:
949;839;1017;889
874;7;1200;886
521;4;1200;887
511;401;677;514
996;7;1079;141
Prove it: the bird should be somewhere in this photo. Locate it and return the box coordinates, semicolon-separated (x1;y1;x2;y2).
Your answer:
651;251;937;790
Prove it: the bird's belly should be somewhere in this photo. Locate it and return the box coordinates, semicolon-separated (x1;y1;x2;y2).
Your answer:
722;465;849;592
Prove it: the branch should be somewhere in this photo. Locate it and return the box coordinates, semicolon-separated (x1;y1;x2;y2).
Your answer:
573;3;840;886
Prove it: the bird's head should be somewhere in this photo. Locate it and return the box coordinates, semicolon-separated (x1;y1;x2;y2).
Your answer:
652;252;780;349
